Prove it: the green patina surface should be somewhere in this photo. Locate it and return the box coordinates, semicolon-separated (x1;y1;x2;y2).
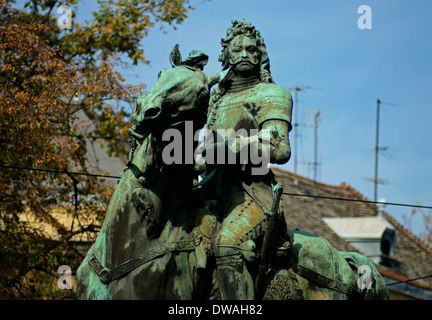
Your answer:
76;19;389;300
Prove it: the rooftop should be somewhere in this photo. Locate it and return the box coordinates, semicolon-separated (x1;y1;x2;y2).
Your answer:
273;166;432;298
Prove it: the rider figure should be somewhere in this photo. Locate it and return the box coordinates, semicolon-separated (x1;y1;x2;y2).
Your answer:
200;19;293;300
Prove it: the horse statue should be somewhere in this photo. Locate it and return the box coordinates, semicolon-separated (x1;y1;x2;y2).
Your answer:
76;47;389;300
76;52;222;299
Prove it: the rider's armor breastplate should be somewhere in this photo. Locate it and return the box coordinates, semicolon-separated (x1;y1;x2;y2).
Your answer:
207;82;292;134
205;82;293;213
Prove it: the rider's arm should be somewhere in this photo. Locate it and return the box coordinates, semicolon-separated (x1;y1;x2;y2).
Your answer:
232;119;291;165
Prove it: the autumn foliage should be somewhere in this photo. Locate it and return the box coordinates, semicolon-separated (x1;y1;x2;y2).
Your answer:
0;0;195;299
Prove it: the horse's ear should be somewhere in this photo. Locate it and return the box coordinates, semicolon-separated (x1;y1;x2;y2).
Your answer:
169;44;182;67
208;67;232;88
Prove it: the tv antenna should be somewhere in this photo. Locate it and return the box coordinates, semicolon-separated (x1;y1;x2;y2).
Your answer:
370;99;398;203
288;86;320;174
303;109;330;181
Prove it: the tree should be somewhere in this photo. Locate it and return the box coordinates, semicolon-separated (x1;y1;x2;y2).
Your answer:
403;208;432;247
0;0;197;299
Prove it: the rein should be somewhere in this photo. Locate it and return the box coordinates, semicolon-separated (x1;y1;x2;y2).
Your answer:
88;237;201;285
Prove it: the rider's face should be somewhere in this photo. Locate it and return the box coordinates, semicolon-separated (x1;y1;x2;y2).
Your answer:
227;35;259;75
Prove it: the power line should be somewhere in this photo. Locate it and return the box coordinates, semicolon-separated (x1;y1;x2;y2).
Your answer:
2;165;432;210
0;165;121;179
386;274;432;287
282;192;432;210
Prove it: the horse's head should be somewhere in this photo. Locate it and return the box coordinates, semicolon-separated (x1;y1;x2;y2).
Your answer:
132;66;212;135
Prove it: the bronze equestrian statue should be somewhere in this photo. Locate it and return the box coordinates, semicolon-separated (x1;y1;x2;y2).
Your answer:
77;19;389;300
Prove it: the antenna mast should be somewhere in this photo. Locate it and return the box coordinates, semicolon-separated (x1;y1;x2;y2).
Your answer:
373;99;398;202
289;86;312;174
313;111;320;181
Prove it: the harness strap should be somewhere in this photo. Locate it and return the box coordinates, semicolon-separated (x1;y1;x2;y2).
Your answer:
88;238;200;285
295;265;363;299
127;162;147;186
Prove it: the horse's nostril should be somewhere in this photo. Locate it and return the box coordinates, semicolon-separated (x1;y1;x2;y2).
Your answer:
138;105;162;123
144;106;161;118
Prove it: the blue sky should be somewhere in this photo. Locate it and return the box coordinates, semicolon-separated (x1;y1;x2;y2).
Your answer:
53;0;432;238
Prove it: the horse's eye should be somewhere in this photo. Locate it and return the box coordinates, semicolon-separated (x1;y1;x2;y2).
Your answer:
162;98;175;109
